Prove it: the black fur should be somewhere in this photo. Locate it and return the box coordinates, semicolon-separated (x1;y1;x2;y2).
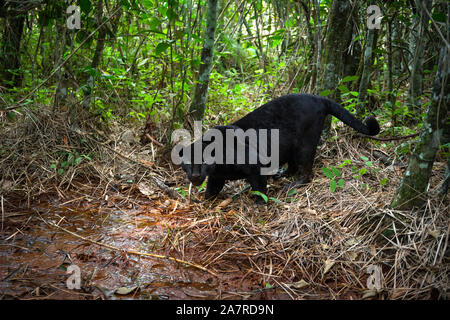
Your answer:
181;94;380;200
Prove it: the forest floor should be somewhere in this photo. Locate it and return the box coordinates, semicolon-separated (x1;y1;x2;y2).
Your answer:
0;109;448;300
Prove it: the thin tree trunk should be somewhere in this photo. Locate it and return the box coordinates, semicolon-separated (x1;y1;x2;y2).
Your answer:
189;0;219;121
357;28;376;117
54;22;67;110
320;0;352;132
408;0;432;116
313;0;321;94
342;2;360;77
391;44;449;209
0;11;25;88
391;19;403;78
82;0;112;110
297;1;314;57
386;18;396;129
252;2;266;72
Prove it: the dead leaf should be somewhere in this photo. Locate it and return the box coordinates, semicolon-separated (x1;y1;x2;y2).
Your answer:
140;160;155;167
64;135;69;149
303;208;317;215
216;198;232;209
138;182;153;196
428;229;440;239
323;259;335;274
115;286;139;295
226;209;236;216
347;251;358;261
291;279;309;289
0;180;14;191
362;289;377;299
345;237;359;246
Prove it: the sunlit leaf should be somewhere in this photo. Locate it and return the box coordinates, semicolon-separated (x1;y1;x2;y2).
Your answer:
251;191;268;203
329;180;337;193
319;89;332;96
321;167;334;178
341;75;359;82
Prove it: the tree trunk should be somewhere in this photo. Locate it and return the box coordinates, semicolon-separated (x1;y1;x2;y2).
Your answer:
82;0;109;109
386;18;396;127
391;44;449;209
312;0;321;94
0;12;25;88
407;0;432;117
391;19;403;78
342;2;360;77
320;0;352;132
357;28;376;117
189;0;219;121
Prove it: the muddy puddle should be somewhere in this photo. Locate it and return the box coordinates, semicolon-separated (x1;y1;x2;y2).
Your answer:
0;197;290;300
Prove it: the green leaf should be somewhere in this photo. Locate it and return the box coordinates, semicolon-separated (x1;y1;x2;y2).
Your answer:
79;0;92;14
331;167;341;177
319;89;332;97
287;189;297;196
341;75;359;82
330;180;337;193
7;111;15;120
359;168;367;175
269;197;282;204
197;180;207;192
432;12;446;22
380;178;388;186
360;156;369;161
175;187;187;197
251;191;268;203
149;17;162;29
166;8;178;20
365;161;373;167
155;42;170;56
337;85;349;93
321;167;334;178
142;0;153;9
338;179;345;188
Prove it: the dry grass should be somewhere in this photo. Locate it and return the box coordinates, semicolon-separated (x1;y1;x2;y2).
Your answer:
173;128;449;299
0;107;448;300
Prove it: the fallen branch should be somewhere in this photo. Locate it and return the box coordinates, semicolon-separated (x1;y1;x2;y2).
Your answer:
359;132;419;141
145;133;163;147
